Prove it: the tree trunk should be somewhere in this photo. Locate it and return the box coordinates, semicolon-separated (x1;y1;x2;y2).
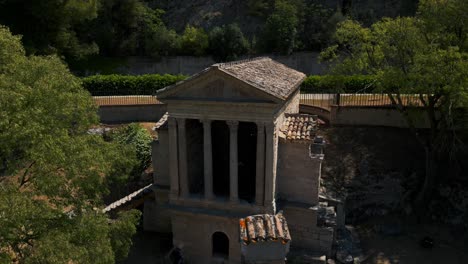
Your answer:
415;145;437;218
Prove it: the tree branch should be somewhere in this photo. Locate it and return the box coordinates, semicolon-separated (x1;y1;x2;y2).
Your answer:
19;161;35;189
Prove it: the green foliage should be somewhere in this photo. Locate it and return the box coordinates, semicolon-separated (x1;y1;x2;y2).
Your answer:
246;0;272;17
180;25;209;56
0;26;139;263
82;74;187;95
209;24;250;62
144;26;181;58
0;26;25;73
261;0;299;54
109;210;142;261
88;0;165;57
109;124;153;175
0;0;99;59
299;5;345;51
302;75;376;93
321;0;468;208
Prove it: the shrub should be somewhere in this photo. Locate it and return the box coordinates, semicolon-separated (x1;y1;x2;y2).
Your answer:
82;74;187;95
301;75;376;93
108;123;153;175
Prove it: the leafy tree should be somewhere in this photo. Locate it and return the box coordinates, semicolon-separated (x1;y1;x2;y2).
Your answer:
180;25;209;56
144;26;181;58
246;0;273;17
321;0;468;213
261;0;299;54
209;24;250;62
109;123;153;175
299;4;345;51
88;0;165;57
0;0;100;59
0;26;140;263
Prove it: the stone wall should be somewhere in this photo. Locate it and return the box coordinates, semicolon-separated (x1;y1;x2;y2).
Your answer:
98;104;167;124
276;140;321;205
143;187;172;233
282;205;334;257
152;130;170;186
171;211;242;264
117;52;328;76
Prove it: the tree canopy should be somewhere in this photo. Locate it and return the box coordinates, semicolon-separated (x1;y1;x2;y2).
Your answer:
261;0;299;54
321;0;468;211
0;25;140;263
0;0;100;59
209;24;250;62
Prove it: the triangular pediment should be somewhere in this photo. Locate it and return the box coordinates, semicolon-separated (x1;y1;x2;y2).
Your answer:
157;68;280;103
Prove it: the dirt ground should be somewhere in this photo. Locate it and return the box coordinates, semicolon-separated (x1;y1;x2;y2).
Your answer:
357;216;468;264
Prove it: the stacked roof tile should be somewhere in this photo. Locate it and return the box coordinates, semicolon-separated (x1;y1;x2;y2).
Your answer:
239;213;291;245
280;114;318;141
103;184;153;213
216;57;306;100
154;112;169;130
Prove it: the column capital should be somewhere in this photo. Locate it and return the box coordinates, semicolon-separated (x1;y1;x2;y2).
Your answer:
168;117;177;128
265;122;276;133
226;120;239;130
256;122;266;129
176;118;186;127
200;119;212;126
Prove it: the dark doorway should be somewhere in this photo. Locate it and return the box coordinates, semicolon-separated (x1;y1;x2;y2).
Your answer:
186;119;204;195
238;122;257;203
212;121;230;197
212;232;229;258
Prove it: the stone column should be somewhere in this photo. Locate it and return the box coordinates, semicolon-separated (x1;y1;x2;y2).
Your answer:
177;118;189;198
264;122;276;213
202;119;214;200
227;120;239;203
168;117;179;200
255;122;265;206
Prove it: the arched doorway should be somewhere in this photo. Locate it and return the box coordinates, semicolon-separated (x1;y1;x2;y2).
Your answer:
212;232;229;258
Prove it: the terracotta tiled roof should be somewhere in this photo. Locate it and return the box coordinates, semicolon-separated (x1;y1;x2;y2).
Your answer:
239;213;291;245
215;57;306;100
280;114;318;141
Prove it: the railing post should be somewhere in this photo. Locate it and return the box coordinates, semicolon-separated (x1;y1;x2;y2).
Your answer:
336;93;341;106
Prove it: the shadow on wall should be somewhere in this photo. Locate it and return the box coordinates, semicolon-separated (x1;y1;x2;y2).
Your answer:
115;52;329;76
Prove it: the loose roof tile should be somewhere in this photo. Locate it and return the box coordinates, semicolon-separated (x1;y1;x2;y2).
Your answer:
154;112;169;130
280;113;318;141
239;213;291;245
216;57;306;100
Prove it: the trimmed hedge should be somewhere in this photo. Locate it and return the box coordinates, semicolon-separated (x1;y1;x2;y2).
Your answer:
301;75;376;93
82;74;187;96
82;73;376;96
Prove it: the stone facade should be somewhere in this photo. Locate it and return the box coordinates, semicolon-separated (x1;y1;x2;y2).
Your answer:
145;58;336;263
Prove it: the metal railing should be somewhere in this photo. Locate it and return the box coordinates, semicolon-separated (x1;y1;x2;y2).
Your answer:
299;93;423;109
93;95;162;106
91;93;423;108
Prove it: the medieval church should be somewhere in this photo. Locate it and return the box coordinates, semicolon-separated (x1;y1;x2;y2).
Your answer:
143;57;338;263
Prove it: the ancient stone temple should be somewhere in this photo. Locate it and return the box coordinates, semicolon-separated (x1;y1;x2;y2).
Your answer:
145;57;337;263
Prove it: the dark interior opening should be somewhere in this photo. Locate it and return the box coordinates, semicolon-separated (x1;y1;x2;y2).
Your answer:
238;122;257;203
186;119;204;195
212;121;230;197
212;232;229;258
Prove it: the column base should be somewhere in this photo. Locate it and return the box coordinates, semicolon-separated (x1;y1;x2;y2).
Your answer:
264;199;276;214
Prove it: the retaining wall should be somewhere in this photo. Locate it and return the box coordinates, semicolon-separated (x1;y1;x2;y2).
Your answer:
117;52;328;76
329;105;429;128
98;104;167;124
